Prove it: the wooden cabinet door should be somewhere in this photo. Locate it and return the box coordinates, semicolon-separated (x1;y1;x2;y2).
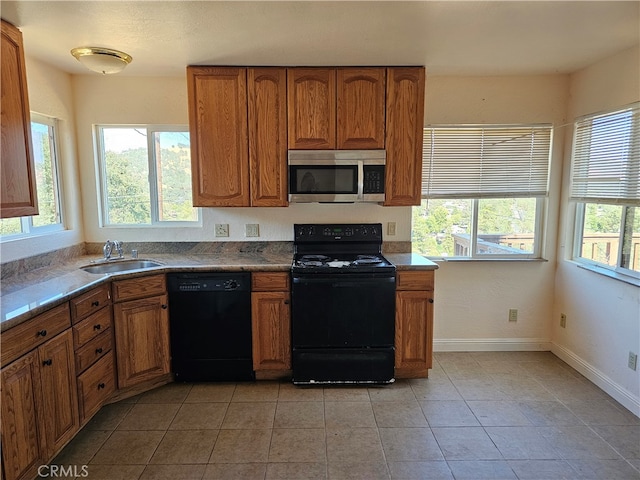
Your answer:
187;66;249;206
114;294;170;388
384;67;425;206
1;351;42;480
395;290;433;378
287;68;336;149
337;68;386;149
251;291;291;370
248;68;288;206
1;20;38;218
38;330;79;458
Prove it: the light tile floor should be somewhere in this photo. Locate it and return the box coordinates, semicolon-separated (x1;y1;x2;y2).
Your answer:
51;352;640;479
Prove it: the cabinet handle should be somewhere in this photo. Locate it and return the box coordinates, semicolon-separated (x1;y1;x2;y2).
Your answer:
284;300;290;305
97;383;105;390
37;329;47;337
95;348;103;354
92;301;100;307
161;304;168;309
94;324;102;330
428;298;434;303
42;359;53;366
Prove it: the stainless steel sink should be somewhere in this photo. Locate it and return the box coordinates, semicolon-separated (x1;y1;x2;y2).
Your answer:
80;259;163;274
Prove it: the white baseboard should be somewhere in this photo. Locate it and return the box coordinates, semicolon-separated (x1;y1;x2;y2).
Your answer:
433;338;551;352
551;342;640;418
432;337;639;417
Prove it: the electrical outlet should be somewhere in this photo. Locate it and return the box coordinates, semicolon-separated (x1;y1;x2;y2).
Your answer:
245;223;259;237
629;352;638;371
508;309;518;322
387;222;396;236
215;223;229;237
560;313;567;328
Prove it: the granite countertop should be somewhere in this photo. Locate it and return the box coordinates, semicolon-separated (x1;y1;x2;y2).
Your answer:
1;251;437;332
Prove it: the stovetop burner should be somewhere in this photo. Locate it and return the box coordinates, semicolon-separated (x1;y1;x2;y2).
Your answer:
353;255;383;265
295;254;387;269
292;224;395;274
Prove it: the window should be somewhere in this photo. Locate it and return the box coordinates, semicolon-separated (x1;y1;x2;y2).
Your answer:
413;125;552;259
571;103;639;279
96;126;198;226
0;114;64;239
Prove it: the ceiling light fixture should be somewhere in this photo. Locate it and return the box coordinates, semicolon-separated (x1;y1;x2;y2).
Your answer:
70;47;132;74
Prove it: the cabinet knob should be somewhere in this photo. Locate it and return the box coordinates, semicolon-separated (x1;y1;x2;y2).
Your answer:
97;383;105;390
95;348;103;354
161;304;168;309
42;359;53;366
92;301;100;307
428;298;434;303
284;300;290;305
94;324;102;330
37;329;47;337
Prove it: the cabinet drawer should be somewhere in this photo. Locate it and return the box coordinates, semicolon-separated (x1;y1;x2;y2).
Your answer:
70;284;111;324
252;272;290;292
75;328;113;374
1;303;71;365
77;351;115;424
396;270;434;291
112;274;166;302
72;306;112;348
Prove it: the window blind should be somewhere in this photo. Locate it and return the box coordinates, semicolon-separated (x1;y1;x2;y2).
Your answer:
570;103;640;206
422;125;552;199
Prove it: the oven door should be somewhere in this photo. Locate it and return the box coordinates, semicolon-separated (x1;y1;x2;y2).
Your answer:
291;273;396;348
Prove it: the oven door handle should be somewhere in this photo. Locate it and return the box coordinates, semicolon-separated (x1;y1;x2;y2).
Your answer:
292;276;396;287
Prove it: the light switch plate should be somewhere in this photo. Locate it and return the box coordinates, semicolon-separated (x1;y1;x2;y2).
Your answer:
387;222;396;236
245;224;259;237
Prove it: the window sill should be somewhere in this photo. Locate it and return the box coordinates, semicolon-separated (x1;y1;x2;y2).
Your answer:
424;256;548;263
575;262;640;287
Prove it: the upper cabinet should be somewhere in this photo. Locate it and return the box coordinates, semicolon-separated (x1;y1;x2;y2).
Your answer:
187;67;250;207
384;67;426;206
337;68;386;149
1;20;38;218
287;68;336;149
287;67;386;150
187;66;288;207
248;68;288;207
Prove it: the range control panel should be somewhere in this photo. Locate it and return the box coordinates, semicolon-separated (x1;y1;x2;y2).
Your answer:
294;223;382;243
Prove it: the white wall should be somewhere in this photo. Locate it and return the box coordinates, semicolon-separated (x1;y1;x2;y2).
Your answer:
71;75;409;244
1;57;82;263
553;45;640;415
424;75;569;351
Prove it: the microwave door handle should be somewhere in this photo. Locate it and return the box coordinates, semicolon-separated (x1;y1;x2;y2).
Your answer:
357;161;364;200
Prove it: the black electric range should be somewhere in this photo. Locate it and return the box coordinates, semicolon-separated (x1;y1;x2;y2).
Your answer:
291;223;396;385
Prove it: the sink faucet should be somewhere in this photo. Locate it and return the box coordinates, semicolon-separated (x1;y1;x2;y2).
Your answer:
103;240;114;260
113;240;124;259
103;240;124;261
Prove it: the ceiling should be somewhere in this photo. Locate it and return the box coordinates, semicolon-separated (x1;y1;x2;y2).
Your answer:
2;1;639;77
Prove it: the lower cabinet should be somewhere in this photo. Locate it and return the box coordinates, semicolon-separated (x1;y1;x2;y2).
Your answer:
71;285;116;425
1;350;42;480
1;329;79;480
395;270;435;378
251;272;291;376
112;275;170;389
76;352;116;422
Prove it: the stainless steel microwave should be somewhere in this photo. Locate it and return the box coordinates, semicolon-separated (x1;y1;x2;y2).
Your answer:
288;150;386;203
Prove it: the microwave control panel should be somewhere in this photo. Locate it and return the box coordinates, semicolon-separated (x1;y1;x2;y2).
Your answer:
363;166;385;193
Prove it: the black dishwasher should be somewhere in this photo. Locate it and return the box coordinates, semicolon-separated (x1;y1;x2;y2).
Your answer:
167;273;254;382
